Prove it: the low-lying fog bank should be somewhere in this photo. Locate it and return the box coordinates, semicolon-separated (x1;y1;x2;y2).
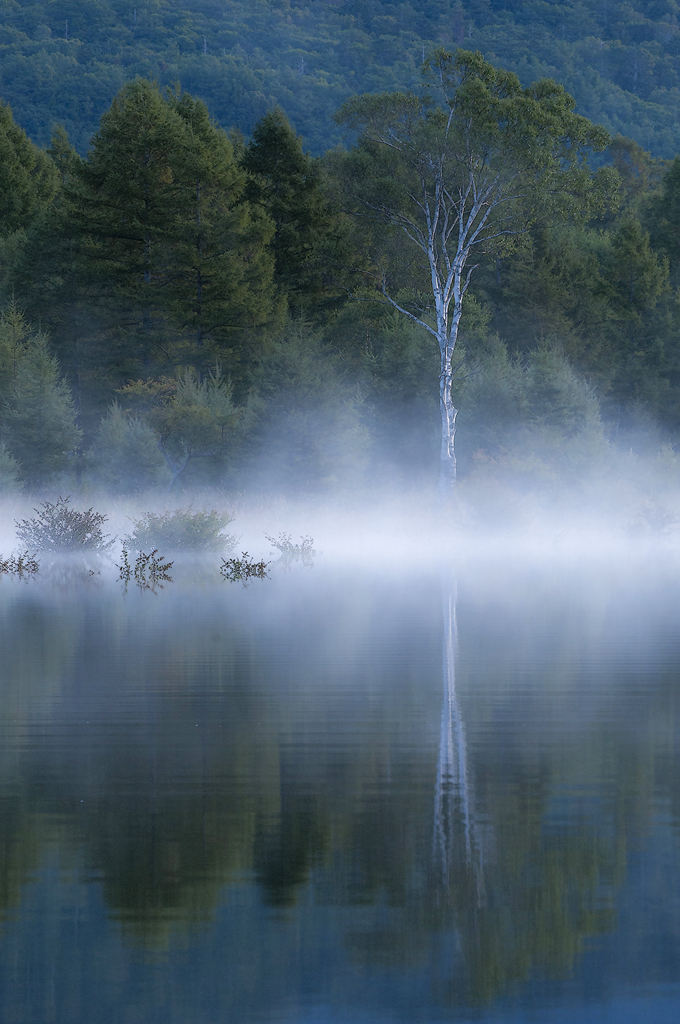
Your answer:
4;469;680;580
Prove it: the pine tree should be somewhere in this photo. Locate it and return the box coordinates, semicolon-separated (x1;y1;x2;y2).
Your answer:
605;219;668;312
648;157;680;281
0;442;21;492
86;402;168;493
243;108;334;307
166;92;277;350
69;81;278;377
0;305;81;488
0;101;57;238
70;79;189;316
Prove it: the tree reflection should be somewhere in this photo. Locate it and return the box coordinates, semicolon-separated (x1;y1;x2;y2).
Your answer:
433;580;485;908
0;567;678;1015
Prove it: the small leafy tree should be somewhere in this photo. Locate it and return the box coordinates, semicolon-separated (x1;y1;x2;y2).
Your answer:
333;49;615;495
247;318;370;489
454;343;606;475
119;366;246;488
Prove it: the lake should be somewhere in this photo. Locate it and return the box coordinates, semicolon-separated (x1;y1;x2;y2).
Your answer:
1;546;680;1023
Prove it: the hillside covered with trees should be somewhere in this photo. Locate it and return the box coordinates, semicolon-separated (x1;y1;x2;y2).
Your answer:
2;0;680;157
3;8;680;503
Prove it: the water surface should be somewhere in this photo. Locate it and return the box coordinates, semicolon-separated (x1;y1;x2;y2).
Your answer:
1;554;680;1022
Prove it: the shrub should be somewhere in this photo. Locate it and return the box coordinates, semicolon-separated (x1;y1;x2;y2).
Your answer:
116;547;174;590
126;507;236;552
265;532;316;566
220;553;269;582
15;496;112;551
0;551;40;576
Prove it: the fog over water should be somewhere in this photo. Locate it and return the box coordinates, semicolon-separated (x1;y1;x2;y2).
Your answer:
2;489;680;1023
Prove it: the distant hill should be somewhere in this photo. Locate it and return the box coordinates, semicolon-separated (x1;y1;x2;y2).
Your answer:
1;0;679;155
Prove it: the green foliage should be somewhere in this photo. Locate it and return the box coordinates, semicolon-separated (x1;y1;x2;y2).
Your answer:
0;100;57;237
68;79;276;374
0;442;21;492
119;366;247;488
3;0;680;160
454;342;607;477
0;304;81;488
604;218;669;310
243;108;336;307
247;318;370;490
608;134;665;214
332;50;614;488
126;508;237;552
648;156;680;280
220;552;269;582
15;496;112;551
326;305;440;481
335;50;612;260
85;403;168;493
165;91;278;348
5;40;680;488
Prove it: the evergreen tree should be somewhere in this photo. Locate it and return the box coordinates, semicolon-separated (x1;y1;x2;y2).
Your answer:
166;92;277;351
0;306;81;488
243;109;335;307
0;442;21;492
85;403;168;493
7;128;84;334
648;157;680;282
69;80;277;376
70;79;189;320
0;101;57;238
604;219;669;312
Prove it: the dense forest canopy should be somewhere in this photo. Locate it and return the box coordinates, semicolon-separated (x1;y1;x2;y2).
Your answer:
2;0;680;156
3;5;680;504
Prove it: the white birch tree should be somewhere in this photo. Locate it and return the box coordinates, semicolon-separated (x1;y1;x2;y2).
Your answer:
334;49;615;496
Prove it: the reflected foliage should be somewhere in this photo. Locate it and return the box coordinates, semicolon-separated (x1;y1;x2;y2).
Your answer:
0;566;677;1014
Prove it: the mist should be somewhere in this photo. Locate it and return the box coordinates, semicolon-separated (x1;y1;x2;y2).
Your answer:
4;8;680;1020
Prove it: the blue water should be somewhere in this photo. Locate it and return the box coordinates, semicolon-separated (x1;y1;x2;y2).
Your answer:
0;557;679;1022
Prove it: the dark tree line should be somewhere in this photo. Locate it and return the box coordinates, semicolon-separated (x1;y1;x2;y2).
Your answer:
3;54;680;495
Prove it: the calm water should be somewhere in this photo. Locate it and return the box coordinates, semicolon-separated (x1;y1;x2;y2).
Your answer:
1;554;680;1023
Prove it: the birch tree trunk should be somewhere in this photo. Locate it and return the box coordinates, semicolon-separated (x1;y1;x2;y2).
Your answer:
438;302;462;496
336;49;612;501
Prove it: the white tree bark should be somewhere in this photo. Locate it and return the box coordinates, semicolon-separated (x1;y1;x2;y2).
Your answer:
433;579;485;904
371;147;503;498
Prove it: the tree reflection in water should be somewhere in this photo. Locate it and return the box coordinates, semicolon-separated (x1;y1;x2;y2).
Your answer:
433;579;485;909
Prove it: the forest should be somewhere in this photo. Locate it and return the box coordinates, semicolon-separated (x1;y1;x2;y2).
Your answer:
2;4;680;502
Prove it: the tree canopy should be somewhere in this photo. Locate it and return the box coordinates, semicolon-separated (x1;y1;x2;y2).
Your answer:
333;48;615;492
